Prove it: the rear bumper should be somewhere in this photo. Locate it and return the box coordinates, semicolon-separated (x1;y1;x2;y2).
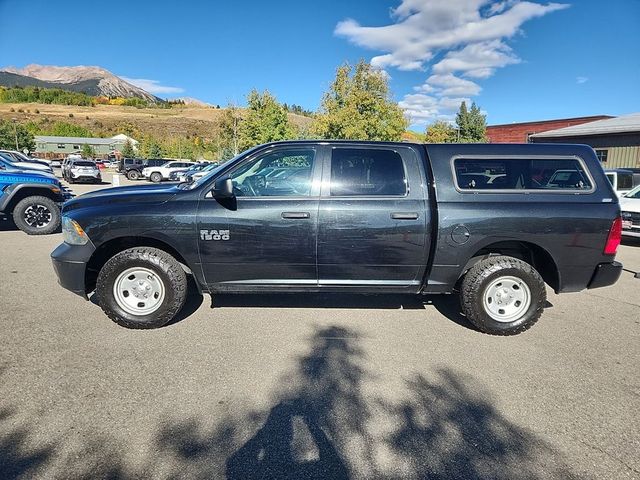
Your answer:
50;241;95;299
587;261;623;289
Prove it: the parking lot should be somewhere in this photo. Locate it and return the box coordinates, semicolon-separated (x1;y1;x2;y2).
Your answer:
1;172;639;479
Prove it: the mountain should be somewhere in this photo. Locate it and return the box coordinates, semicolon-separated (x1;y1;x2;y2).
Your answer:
0;64;161;102
169;96;212;107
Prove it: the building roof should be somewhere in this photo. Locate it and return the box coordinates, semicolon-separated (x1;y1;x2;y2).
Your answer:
110;134;139;144
487;115;612;129
530;113;640;138
34;135;135;144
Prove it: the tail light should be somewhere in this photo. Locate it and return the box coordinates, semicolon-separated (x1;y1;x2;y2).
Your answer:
603;217;622;255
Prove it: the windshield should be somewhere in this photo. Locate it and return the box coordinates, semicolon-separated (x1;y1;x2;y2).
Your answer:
0;152;16;164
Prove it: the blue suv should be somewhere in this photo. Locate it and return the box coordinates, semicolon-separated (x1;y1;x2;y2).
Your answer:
0;158;73;235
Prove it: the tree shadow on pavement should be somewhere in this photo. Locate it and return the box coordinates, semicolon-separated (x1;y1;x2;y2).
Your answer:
0;327;579;479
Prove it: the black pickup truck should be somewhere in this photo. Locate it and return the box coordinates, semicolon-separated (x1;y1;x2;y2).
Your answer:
51;141;623;334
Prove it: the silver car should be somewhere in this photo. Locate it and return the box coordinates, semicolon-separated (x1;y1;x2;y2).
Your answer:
66;159;102;184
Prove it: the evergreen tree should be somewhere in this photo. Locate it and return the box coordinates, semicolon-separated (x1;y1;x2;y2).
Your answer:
121;139;135;157
455;101;487;143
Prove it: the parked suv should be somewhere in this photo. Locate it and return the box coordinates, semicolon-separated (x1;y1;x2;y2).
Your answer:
118;158;168;180
63;159;102;184
142;161;193;183
51;141;622;334
1;161;72;234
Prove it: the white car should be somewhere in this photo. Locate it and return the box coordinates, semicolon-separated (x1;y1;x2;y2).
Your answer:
142;161;193;183
0;150;53;173
620;185;640;239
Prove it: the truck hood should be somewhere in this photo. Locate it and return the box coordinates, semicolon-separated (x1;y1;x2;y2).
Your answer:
63;183;179;211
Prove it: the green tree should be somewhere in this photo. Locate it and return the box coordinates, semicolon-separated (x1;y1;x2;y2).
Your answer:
139;135;164;158
217;103;242;157
238;90;294;150
47;121;94;137
455;101;487;143
0;120;35;151
81;144;95;158
311;60;407;141
424;120;457;143
121;139;135;157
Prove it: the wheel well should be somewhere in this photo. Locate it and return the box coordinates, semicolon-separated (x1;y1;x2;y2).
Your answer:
462;241;560;292
5;187;58;213
85;237;191;293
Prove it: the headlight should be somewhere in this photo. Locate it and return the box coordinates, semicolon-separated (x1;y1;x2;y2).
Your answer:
62;216;89;245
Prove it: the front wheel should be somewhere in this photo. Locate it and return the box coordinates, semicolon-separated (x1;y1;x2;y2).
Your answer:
96;247;188;329
12;196;61;235
460;255;546;335
150;172;163;183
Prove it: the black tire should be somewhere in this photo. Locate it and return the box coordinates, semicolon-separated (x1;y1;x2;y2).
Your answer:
12;196;60;235
96;247;188;329
460;255;546;335
127;170;140;181
150;172;163;183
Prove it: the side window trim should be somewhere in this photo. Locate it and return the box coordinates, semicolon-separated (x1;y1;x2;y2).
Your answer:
325;146;410;198
450;154;596;194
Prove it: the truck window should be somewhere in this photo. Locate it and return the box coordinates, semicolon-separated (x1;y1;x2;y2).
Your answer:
618;173;633;190
228;148;315;197
454;158;593;191
330;148;407;196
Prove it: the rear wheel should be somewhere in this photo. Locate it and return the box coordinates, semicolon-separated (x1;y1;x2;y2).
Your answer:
127;169;140;180
12;196;60;235
460;255;546;335
96;247;187;329
150;172;163;183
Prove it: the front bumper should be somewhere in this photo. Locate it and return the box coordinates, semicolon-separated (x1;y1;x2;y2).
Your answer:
51;241;96;299
622;228;640;238
587;261;623;289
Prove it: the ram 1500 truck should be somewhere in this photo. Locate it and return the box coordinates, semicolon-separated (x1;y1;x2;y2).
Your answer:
51;141;623;335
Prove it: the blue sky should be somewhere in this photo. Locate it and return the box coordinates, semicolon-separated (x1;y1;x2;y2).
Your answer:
1;0;638;129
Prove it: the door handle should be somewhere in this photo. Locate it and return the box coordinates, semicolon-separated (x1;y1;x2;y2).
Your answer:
281;212;310;219
391;212;419;220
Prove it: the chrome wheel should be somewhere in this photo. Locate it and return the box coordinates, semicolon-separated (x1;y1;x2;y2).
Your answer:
113;267;165;316
483;275;531;323
24;204;53;228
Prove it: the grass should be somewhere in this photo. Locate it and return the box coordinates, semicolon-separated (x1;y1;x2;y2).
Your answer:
0;102;312;141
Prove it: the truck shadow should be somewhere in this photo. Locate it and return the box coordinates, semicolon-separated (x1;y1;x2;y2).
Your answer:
211;293;475;331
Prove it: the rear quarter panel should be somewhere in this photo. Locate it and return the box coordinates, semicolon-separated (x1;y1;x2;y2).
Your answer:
424;143;620;293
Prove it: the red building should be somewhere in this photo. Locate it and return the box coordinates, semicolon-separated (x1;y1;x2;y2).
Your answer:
487;115;613;143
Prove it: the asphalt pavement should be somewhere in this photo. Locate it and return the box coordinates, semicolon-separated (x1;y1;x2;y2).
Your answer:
0;172;638;479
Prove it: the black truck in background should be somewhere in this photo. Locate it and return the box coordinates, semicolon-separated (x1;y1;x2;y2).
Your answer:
52;141;623;335
118;158;168;180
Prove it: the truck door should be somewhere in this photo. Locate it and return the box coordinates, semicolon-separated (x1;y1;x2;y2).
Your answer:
317;145;430;291
197;145;322;289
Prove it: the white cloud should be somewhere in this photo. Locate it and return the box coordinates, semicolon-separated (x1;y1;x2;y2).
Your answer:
576;76;588;84
120;76;185;94
335;0;569;125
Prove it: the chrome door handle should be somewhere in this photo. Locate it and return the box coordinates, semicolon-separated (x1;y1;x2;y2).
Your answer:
281;212;310;219
391;212;419;220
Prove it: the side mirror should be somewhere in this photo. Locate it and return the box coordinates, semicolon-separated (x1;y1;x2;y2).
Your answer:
211;176;234;198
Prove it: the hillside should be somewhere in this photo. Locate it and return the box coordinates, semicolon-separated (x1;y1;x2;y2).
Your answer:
0;102;312;141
